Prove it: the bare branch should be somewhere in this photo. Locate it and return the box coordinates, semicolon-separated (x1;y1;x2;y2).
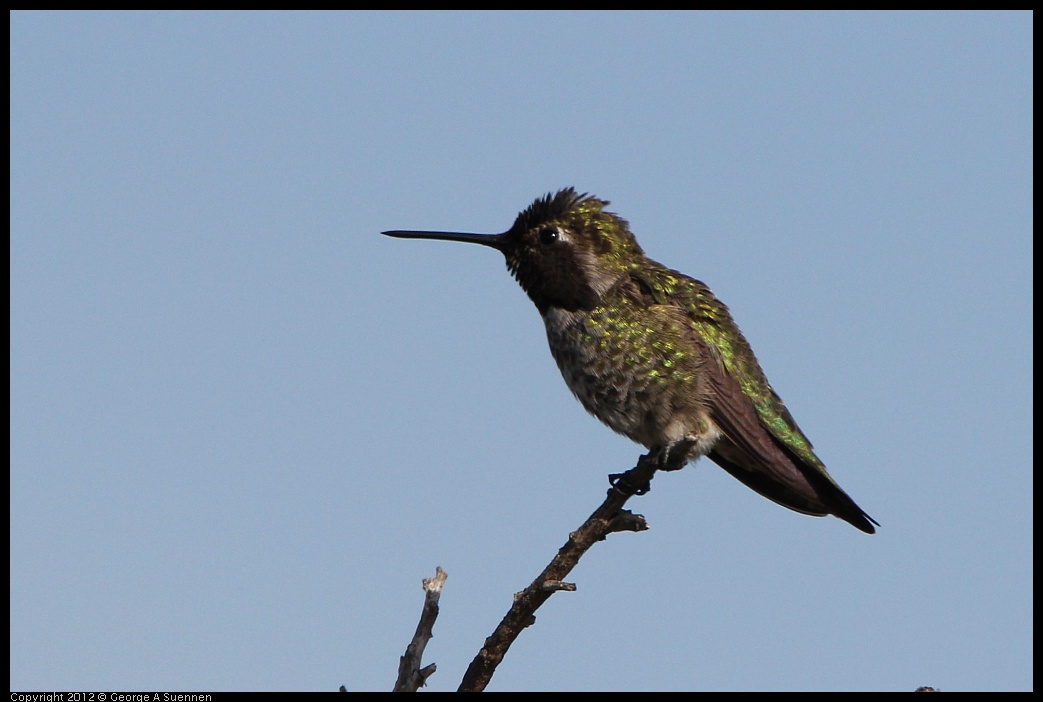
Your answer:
457;453;659;692
393;566;448;692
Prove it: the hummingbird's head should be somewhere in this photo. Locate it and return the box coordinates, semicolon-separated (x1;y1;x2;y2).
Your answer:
384;188;645;314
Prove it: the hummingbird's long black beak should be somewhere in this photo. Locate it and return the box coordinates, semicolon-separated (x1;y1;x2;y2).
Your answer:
382;230;508;252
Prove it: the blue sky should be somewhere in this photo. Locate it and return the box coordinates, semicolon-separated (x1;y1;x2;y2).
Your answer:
10;11;1031;692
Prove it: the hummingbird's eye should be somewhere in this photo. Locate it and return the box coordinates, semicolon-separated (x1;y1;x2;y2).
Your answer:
539;226;561;245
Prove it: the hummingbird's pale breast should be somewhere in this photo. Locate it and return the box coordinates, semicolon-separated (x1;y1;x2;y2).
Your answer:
542;295;723;461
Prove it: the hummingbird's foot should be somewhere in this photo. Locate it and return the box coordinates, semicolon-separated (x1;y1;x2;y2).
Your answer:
608;470;651;495
655;440;696;471
608;452;662;496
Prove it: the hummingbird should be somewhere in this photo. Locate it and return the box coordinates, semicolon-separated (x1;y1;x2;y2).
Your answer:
384;188;877;533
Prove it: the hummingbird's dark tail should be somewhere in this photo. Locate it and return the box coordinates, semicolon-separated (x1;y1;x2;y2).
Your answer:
709;441;878;534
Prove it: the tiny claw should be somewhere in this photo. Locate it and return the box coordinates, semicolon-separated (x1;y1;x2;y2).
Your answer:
609;471;651;496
